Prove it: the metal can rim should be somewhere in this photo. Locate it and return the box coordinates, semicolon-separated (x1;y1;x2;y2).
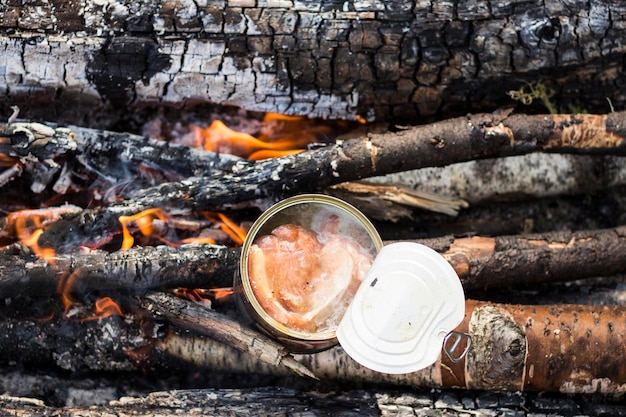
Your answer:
240;194;384;342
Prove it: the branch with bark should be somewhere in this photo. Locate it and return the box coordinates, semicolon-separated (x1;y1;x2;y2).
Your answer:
2;226;626;298
3;111;626;251
0;293;624;395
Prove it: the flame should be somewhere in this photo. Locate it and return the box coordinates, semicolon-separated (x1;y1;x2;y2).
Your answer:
208;287;235;301
190;112;333;160
202;212;247;246
118;208;170;250
56;267;123;320
19;228;56;263
57;268;81;314
118;208;246;248
84;297;123;321
7;208;77;264
172;287;235;305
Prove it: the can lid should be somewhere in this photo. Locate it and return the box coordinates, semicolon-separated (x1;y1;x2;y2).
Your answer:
336;242;466;374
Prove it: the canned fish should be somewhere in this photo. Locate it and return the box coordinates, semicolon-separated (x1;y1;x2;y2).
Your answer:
236;194;383;352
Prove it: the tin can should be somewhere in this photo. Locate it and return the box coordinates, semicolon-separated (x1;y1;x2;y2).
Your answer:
235;194;383;353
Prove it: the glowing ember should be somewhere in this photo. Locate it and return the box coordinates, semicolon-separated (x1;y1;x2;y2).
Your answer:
179;237;217;245
172;287;235;307
0;153;17;167
247;218;375;333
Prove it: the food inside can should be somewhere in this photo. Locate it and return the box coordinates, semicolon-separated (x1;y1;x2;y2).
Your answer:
239;196;382;348
247;211;376;334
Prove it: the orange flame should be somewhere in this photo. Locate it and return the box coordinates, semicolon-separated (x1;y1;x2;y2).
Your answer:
190;112;331;160
209;287;235;301
118;208;170;250
57;268;82;315
172;287;235;305
118;209;246;248
19;228;56;264
7;208;79;264
57;269;123;320
84;297;124;321
202;212;247;246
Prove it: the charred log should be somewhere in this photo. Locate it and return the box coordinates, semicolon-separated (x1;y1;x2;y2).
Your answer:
0;243;238;299
2;111;623;250
1;1;625;127
2;226;626;297
2;386;623;417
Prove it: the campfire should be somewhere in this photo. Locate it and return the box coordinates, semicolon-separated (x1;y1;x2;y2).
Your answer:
1;104;626;415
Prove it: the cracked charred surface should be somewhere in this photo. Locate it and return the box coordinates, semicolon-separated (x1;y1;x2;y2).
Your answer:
1;1;626;127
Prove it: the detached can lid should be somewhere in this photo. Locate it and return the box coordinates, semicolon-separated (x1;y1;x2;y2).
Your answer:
337;242;466;374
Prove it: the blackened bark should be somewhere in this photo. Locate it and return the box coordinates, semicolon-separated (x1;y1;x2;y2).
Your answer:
24;111;626;250
0;243;238;299
1;1;625;127
3;226;625;299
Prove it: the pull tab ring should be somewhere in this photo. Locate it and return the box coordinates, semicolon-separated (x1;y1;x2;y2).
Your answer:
443;331;472;363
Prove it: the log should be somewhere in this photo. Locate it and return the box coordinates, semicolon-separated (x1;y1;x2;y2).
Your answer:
2;386;623;417
1;293;624;394
3;111;623;250
422;226;626;291
2;226;626;298
0;243;238;299
367;153;626;206
138;291;316;378
1;1;625;126
158;300;626;394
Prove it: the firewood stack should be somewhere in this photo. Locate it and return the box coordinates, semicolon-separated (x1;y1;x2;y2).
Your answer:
1;0;626;415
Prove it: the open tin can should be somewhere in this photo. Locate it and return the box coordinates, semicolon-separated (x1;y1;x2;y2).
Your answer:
235;194;383;353
236;194;469;373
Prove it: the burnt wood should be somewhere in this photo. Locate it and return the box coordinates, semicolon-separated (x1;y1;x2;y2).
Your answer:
6;111;623;251
2;226;626;301
1;1;625;126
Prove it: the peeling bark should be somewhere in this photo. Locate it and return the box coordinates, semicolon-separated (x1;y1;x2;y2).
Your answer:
1;1;625;126
425;226;626;290
0;296;623;394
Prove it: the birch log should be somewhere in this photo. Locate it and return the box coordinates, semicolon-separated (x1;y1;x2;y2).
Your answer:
1;1;625;127
0;296;624;394
368;153;626;205
142;299;626;394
